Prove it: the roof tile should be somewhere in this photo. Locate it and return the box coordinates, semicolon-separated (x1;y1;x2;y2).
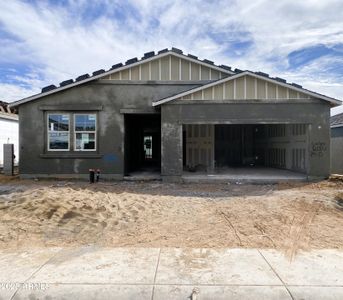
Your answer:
274;77;287;83
75;74;90;82
203;59;214;65
111;63;123;70
220;64;231;71
59;79;74;87
42;85;57;93
331;113;343;127
255;71;269;77
187;54;198;60
171;47;183;54
291;83;302;88
125;57;138;65
92;69;105;76
158;48;168;54
142;51;155;59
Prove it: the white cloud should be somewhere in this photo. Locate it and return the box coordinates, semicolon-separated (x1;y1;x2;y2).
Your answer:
0;0;342;111
0;83;40;102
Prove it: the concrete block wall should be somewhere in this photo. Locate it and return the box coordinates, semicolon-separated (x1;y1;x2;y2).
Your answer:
161;101;331;179
18;81;200;179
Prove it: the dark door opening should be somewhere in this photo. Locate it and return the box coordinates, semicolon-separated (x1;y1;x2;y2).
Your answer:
124;114;161;175
215;124;256;167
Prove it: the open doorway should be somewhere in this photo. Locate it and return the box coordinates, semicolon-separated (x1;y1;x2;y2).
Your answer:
124;114;161;175
183;124;308;175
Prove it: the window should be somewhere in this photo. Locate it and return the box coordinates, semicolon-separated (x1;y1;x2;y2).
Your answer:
47;113;97;152
74;114;96;151
48;114;70;151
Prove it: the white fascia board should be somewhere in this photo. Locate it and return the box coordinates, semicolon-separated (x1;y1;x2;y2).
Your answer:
0;112;19;121
9;52;234;108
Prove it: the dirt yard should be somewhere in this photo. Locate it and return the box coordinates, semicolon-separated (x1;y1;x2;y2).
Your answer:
0;175;342;258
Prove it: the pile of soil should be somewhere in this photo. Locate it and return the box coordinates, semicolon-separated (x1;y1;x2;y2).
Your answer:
0;177;342;258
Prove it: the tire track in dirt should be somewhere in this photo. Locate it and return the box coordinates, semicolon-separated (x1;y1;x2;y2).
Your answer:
285;201;321;261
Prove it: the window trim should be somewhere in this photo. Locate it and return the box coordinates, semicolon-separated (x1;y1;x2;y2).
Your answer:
47;113;70;152
73;113;97;152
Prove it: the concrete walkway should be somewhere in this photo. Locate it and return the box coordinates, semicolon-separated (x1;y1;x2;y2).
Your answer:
182;167;307;184
0;247;342;299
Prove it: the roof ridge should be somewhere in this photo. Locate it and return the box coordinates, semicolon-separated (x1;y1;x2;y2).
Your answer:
8;48;342;108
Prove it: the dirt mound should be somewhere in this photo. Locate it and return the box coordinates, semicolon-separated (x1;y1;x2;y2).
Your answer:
0;180;342;257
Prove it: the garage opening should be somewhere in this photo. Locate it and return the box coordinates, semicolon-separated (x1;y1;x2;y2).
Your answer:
183;124;308;179
124;114;161;176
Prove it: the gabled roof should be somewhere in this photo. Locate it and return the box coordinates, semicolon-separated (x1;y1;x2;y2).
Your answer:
331;113;343;128
152;71;342;106
8;47;342;108
0;101;18;121
0;101;17;114
9;48;235;108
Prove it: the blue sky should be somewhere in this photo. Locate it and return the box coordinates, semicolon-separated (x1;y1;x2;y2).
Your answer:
0;0;342;114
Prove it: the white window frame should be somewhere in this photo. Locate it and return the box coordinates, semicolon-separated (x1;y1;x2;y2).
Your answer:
74;113;97;151
47;113;70;151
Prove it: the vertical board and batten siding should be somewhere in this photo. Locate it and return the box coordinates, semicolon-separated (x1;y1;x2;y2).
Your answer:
180;75;313;100
101;55;228;81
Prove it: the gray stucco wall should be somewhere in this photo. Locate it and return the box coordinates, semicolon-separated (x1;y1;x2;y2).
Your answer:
331;126;343;174
18;79;332;180
161;100;331;180
18;80;201;179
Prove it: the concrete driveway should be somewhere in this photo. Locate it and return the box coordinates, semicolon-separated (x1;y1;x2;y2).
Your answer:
0;247;342;300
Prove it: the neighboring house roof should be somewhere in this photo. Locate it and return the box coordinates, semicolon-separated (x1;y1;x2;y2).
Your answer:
8;47;342;108
9;47;235;108
152;71;342;106
331;113;343;128
0;101;17;115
